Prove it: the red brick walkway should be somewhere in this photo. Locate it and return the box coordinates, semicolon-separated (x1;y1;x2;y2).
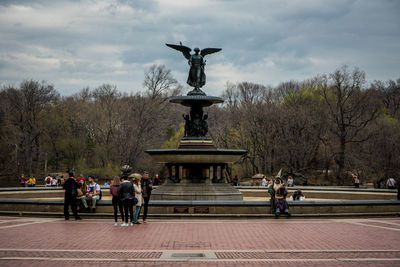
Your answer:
0;216;399;266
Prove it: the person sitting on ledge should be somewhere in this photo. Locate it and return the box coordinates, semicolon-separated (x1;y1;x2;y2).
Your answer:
26;176;36;187
291;189;305;201
268;177;290;218
287;176;294;187
81;176;101;213
18;174;27;187
77;178;88;212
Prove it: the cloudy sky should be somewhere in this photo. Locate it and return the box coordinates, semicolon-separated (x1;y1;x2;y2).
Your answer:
0;0;399;96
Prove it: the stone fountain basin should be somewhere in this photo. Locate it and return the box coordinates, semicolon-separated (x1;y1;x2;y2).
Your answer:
145;148;247;164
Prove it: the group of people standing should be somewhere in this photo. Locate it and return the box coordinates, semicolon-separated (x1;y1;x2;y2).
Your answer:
63;171;153;225
110;171;153;226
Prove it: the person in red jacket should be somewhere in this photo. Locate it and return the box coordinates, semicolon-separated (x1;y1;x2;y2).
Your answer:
18;174;27;187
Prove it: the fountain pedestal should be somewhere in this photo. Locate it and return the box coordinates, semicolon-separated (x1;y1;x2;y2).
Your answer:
146;94;246;200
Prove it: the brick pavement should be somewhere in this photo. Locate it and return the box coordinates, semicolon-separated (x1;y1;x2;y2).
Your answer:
0;216;399;266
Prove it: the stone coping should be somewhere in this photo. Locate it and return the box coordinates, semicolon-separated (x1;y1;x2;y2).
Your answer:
0;185;396;193
145;148;247;154
0;186;110;191
0;198;398;207
237;186;397;193
169;95;224;107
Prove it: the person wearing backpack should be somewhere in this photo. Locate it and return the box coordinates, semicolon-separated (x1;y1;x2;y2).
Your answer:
63;171;81;220
45;175;52;187
387;177;397;189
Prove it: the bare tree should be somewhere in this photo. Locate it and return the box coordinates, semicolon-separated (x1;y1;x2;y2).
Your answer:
1;80;57;175
321;66;379;184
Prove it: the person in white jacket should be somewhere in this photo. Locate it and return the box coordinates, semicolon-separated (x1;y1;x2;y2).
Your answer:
132;175;144;224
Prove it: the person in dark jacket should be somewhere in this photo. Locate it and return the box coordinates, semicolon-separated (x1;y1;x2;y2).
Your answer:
63;171;81;220
110;176;124;226
140;171;153;223
397;179;400;200
117;176;134;226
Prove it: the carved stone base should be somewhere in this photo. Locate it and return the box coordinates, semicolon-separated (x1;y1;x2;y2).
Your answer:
187;88;206;96
151;183;243;200
179;137;215;149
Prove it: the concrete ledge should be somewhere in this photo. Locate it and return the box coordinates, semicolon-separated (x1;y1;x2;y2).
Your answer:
0;198;399;217
0;210;399;219
0;198;399;206
0;186;111;191
0;191;395;200
0;186;395;193
0;198;399;205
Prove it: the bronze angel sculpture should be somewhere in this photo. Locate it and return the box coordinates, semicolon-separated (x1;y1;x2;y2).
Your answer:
166;43;221;94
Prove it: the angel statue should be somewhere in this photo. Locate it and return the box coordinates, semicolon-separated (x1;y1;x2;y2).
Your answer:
166;43;221;95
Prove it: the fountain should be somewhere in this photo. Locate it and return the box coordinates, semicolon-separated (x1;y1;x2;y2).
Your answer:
145;43;247;200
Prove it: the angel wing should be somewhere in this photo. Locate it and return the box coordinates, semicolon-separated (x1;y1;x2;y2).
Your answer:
200;48;222;57
166;43;192;60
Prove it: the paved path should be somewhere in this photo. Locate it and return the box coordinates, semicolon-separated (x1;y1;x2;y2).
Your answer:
0;216;399;266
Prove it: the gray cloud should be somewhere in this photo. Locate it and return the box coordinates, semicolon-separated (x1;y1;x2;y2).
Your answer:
0;0;399;96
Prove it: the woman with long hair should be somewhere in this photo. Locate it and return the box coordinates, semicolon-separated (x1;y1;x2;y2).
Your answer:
132;174;144;224
110;176;124;226
77;178;88;212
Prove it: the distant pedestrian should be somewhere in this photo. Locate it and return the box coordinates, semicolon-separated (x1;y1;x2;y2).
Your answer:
140;171;153;223
386;177;396;189
110;176;124;226
351;172;360;188
118;175;134;227
18;174;27;187
267;179;273;188
291;189;305;201
62;172;81;220
153;174;161;186
132;175;143;224
232;176;239;186
287;176;294;187
45;174;52;187
58;176;63;186
52;176;59;187
261;176;267;187
26;176;36;187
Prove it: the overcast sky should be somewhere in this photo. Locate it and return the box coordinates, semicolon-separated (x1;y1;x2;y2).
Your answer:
0;0;399;96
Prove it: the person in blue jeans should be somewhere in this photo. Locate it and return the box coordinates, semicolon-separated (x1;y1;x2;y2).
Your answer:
132;175;143;224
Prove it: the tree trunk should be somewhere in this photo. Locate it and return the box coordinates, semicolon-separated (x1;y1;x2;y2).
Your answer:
336;137;346;185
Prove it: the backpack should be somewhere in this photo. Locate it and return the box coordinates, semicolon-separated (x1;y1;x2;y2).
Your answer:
46;177;51;184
